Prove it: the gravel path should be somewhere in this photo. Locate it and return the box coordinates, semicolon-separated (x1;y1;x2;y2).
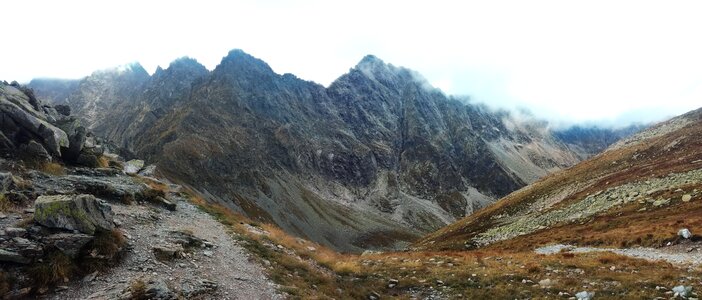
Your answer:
536;243;702;266
44;200;282;299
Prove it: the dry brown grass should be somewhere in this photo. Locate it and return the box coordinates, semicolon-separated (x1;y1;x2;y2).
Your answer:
418;110;702;251
187;192;380;298
38;162;65;176
127;279;147;300
142;179;169;195
184;188;702;299
0;271;12;297
16;216;35;228
97;156;110;168
91;229;127;258
480;187;702;252
0;194;13;212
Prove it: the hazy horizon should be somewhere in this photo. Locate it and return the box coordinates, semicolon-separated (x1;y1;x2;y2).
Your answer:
2;0;701;126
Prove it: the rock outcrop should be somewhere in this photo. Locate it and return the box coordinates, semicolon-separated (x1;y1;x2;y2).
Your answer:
34;194;114;235
0;82;101;166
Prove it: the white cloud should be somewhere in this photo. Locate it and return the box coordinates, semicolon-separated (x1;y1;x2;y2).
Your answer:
1;0;700;124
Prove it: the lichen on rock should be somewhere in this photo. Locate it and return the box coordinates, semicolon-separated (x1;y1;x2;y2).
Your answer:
34;194;114;235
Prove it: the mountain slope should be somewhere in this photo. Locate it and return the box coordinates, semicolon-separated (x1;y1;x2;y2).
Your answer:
30;50;585;252
43;63;150;130
416;107;702;251
26;78;79;106
554;124;645;159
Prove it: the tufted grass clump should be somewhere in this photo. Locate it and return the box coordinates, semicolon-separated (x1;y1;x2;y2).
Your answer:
28;251;76;288
38;162;65;176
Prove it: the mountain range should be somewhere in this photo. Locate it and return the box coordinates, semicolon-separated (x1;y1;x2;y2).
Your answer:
28;50;639;252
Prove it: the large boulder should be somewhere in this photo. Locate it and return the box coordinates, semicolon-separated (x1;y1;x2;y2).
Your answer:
63;126;87;163
0;95;68;156
76;140;105;168
19;140;52;163
34;194;114;235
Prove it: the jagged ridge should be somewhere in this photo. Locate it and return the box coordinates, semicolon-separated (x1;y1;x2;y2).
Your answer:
29;50;603;252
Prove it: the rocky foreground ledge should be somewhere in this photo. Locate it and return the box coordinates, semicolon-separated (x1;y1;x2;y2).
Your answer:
0;81;279;298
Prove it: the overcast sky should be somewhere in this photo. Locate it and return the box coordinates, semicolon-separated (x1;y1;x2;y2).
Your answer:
2;0;701;125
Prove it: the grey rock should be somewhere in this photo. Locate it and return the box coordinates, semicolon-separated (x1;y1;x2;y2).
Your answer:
138;164;157;177
34;194;114;235
4;227;26;237
69;167;122;177
183;279;218;297
82;271;98;282
0;89;69;156
12;237;44;258
0;172;17;191
75;151;101;168
20;140;52;163
143;278;178;300
156;196;176;211
43;232;94;258
0;248;30;264
120;277;178;300
679;228;693;239
0;131;15;154
54;104;71;116
153;244;184;261
539;278;554;288
672;285;692;298
63;125;87;163
169;229;206;248
576;291;595;300
652;199;670;207
682;194;692;202
124;159;144;175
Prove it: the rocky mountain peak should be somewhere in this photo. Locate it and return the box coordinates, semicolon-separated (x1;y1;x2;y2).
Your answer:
153;57;209;81
215;49;275;77
348;54;430;92
353;54;395;78
168;57;208;73
92;62;149;80
356;54;385;68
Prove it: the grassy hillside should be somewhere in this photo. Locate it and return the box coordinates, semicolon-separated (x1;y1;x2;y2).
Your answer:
416;108;702;251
